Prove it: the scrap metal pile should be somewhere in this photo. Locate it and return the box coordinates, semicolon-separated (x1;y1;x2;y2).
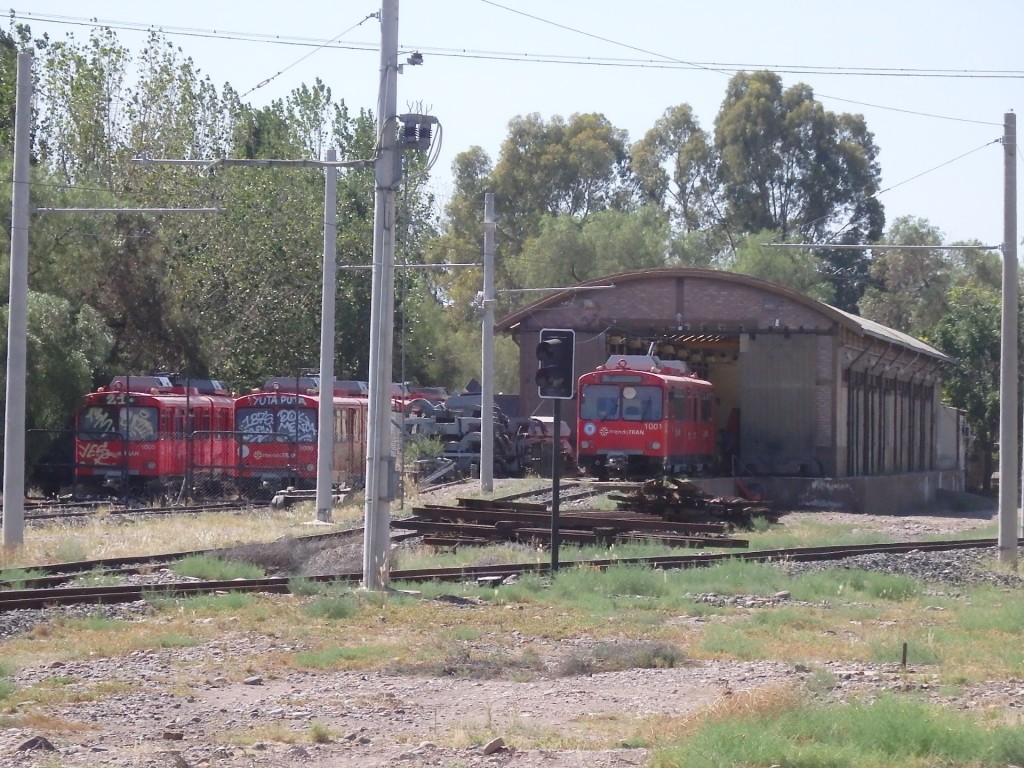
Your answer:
608;477;778;529
397;494;750;549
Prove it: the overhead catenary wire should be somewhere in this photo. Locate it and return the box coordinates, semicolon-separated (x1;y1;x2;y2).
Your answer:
15;10;1023;79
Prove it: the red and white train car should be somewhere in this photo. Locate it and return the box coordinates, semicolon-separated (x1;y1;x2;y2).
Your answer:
576;355;715;480
74;375;235;499
234;379;368;498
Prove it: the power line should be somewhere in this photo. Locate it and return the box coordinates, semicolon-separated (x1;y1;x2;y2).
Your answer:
238;11;379;99
13;11;1024;81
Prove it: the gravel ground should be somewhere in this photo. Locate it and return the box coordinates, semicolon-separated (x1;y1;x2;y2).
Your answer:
2;500;1018;768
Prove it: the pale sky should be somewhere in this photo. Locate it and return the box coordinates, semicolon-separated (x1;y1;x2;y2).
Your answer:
13;1;1023;247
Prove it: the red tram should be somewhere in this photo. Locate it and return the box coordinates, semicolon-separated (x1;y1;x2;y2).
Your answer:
74;375;235;499
234;379;368;498
576;355;715;480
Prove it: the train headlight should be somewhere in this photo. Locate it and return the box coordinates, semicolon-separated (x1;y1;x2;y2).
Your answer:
146;461;156;470
580;440;590;449
583;422;597;436
649;442;661;451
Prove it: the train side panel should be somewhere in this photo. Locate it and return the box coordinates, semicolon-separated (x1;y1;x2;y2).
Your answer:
234;390;369;497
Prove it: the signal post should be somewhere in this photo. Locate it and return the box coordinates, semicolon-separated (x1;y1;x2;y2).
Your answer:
535;328;575;572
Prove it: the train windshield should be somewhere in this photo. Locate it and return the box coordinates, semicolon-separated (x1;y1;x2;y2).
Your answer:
237;406;318;444
78;405;159;441
580;384;663;421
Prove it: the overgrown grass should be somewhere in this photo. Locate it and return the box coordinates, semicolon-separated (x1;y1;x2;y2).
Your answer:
293;644;396;670
650;692;1024;768
0;502;363;570
170;554;265;580
0;660;15;702
145;591;257;613
0;567;46;589
2;486;1019;766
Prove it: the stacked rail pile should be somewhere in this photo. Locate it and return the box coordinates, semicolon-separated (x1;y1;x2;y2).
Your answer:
609;477;777;529
397;496;748;549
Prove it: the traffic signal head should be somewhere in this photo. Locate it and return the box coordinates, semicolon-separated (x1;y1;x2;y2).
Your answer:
535;328;576;399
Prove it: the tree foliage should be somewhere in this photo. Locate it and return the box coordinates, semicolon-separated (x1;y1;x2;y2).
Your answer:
928;286;1005;491
0;19;1005;471
860;216;1002;337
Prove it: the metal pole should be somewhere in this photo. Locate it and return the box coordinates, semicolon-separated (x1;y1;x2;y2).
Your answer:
363;0;400;590
3;52;32;549
480;193;496;493
550;397;562;573
316;148;338;523
998;111;1018;565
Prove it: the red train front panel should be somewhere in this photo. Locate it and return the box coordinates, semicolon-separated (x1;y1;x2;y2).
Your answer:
75;385;236;497
235;391;319;495
576;359;715;480
76;390;164;489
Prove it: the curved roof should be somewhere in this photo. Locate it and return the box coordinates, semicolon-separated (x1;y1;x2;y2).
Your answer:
496;267;951;363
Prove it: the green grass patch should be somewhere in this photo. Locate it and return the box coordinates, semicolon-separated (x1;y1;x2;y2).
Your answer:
154;633;200;648
302;595;358;620
68;612;131;632
0;567;46;589
170;555;264;581
652;692;1024;768
293;644;394;669
145;590;256;613
789;568;921;602
72;568;124;588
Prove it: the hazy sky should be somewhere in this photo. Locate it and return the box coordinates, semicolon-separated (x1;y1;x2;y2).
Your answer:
14;1;1023;246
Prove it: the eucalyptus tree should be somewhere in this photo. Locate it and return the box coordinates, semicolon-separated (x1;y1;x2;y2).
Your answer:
713;71;884;310
727;231;834;304
928;285;1005;491
630;105;720;233
429;113;636;319
858;216;949;334
512;206;669;292
491;112;632;245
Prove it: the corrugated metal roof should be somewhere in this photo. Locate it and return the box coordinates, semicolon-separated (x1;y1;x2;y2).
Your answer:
829;305;952;363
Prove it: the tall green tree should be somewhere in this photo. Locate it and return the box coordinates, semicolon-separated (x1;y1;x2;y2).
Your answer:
859;216;1002;336
727;231;834;303
631;104;727;258
859;216;948;334
928;286;1004;492
713;71;884;309
513;206;669;290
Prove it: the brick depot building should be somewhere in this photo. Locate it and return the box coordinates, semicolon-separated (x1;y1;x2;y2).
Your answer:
496;268;965;512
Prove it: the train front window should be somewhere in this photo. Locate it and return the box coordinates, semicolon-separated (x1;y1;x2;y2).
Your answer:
79;405;158;441
580;385;620;420
237;407;318;444
278;408;317;443
621;386;662;421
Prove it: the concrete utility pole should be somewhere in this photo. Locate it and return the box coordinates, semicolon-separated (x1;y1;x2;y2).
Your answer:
316;148;338;523
999;110;1019;563
480;193;496;493
3;51;32;549
363;0;400;591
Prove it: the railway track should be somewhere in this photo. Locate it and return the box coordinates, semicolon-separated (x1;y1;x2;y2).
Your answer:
0;524;376;591
0;536;1006;612
21;499;259;522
